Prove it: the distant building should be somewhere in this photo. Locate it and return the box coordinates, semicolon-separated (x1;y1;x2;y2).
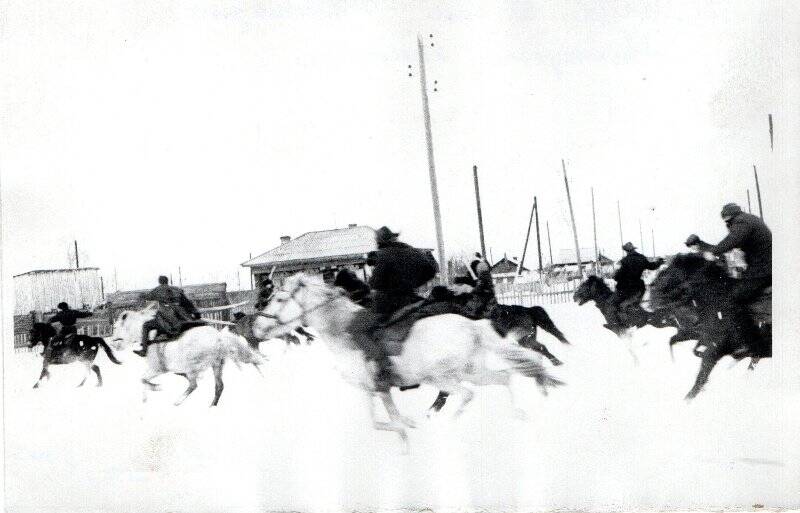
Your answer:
490;256;530;285
242;225;378;287
13;268;103;315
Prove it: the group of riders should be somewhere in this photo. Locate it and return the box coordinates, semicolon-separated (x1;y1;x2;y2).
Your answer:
42;202;771;390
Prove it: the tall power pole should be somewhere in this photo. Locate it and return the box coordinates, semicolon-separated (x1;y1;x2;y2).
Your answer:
562;159;583;277
417;34;447;283
473;165;487;258
74;240;80;269
746;189;752;213
591;188;598;274
753;164;764;220
546;221;554;267
534;196;543;272
519;198;536;276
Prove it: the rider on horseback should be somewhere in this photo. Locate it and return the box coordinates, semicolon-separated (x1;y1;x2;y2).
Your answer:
685;202;772;353
45;302;92;357
462;253;499;319
607;242;664;329
135;276;201;357
350;226;439;391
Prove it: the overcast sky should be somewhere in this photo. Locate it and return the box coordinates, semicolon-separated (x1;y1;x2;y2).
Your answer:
2;1;799;294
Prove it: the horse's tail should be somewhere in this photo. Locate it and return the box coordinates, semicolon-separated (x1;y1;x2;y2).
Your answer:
528;306;570;344
218;328;264;366
477;323;565;393
98;339;122;365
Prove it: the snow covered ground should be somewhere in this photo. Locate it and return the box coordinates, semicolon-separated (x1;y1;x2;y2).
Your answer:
5;303;799;513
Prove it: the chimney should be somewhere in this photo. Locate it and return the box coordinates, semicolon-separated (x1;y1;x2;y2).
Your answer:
348;223;357;228
280;236;291;244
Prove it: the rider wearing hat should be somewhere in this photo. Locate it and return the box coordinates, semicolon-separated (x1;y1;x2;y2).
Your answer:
351;226;439;390
685;203;772;343
607;242;664;328
135;275;200;357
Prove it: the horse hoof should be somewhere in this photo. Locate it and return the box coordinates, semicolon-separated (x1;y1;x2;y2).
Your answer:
551;359;564;366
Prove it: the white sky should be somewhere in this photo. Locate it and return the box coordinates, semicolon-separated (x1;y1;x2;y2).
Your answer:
1;1;799;293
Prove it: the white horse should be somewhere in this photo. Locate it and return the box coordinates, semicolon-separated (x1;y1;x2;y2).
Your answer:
111;305;264;406
252;273;563;450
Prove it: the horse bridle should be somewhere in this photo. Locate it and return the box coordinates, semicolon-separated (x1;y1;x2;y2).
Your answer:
256;280;344;330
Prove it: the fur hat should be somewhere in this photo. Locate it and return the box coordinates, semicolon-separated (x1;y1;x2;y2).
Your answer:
720;203;743;220
622;242;636;252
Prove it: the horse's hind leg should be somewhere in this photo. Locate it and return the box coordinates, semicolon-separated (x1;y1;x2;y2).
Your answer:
427;391;450;416
33;366;49;389
211;361;225;407
374;392;410;454
450;384;476;418
78;362;93;387
685;350;720;401
532;306;570;344
175;375;199;406
521;335;562;366
92;365;103;387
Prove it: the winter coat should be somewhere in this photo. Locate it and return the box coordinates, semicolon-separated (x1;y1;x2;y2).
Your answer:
368;241;438;295
614;251;661;292
697;212;772;278
141;284;199;321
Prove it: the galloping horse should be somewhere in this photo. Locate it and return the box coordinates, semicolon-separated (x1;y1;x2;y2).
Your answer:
252;273;563;452
111;305;263;406
29;322;122;388
649;253;771;399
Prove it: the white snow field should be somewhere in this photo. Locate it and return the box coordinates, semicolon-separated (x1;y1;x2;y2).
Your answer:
5;303;799;513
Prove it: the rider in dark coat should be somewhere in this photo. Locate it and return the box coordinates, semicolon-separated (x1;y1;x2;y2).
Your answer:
135;276;200;356
686;203;772;304
607;242;664;327
686;203;772;353
462;255;498;319
254;277;275;310
45;302;92;358
351;226;439;390
334;268;372;307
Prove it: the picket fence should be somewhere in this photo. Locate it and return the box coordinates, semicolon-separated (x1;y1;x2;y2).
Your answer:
494;279;581;307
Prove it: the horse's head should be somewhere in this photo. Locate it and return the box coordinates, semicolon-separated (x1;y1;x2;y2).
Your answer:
29;322;56;347
110;306;156;350
252;273;332;340
573;275;609;305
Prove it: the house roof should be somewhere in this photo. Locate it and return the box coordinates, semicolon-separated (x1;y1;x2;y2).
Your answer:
14;267;100;278
242;225;377;268
491;257;530;274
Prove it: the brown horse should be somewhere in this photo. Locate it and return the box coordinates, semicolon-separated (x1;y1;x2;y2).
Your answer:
29;322;122;388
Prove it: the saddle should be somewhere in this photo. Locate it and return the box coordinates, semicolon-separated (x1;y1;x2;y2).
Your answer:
151;320;207;343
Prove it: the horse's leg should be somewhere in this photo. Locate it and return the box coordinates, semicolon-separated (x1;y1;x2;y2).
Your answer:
450;384;476;418
175;374;199;406
141;368;162;403
685;350;721;401
427;391;450;416
78;361;93;387
531;306;570;344
748;357;761;371
521;335;562;366
92;365;103;387
379;391;416;428
211;361;225;407
33;365;49;389
376;392;410;453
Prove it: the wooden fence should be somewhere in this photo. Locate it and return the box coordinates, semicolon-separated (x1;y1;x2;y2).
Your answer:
495;279;580;307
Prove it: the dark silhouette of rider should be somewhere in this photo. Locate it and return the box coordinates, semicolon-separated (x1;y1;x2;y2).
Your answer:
45;302;91;358
607;242;664;328
686;202;772;353
350;226;438;391
135;276;200;357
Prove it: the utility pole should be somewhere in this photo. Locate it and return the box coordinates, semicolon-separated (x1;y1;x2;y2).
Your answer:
768;114;774;151
617;201;624;247
534;196;543;272
753;164;764;220
519;197;535;276
562;159;583;277
417;34;447;284
591;188;599;274
746;189;752;213
249;253;254;289
74;240;80;269
178;266;183;287
473;165;487;258
546;221;554;267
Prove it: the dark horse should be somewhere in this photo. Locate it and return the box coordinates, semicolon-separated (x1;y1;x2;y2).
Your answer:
29;322;122;388
573;275;698;342
649;253;771;399
233;312;315;350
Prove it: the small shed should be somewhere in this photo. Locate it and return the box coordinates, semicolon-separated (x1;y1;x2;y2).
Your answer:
14;268;103;315
490;257;530;285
